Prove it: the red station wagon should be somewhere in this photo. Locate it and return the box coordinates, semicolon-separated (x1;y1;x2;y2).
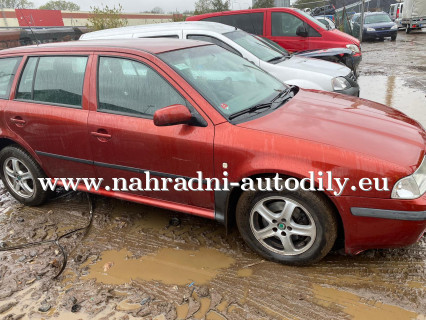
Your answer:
187;8;362;66
0;40;425;265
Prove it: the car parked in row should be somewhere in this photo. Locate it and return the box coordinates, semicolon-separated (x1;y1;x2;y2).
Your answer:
352;12;398;41
313;15;336;30
187;8;362;67
80;22;359;96
0;40;425;265
389;2;404;29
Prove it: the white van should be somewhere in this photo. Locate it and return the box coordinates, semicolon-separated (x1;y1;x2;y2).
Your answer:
80;21;359;96
389;2;404;29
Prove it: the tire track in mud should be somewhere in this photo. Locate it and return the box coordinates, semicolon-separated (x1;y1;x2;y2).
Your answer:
0;188;425;319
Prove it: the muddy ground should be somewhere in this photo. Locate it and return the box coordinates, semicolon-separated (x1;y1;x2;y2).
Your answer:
0;30;426;320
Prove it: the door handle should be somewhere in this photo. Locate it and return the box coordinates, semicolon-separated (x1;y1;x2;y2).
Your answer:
10;117;26;126
90;130;112;141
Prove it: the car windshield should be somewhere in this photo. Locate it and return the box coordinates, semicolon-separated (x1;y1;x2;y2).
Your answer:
365;14;392;24
160;45;287;120
295;9;327;30
253;35;290;57
224;30;284;62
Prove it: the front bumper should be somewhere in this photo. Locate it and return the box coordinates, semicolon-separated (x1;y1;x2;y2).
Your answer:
332;193;426;254
364;29;397;39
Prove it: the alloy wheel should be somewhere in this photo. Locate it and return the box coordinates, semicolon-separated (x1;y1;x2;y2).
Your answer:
3;157;35;198
250;196;316;256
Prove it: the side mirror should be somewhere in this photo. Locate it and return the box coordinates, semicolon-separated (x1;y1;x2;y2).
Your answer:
153;104;192;126
296;25;309;37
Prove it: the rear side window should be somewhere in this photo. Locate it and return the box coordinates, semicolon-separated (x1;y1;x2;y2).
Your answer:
203;13;264;35
0;57;21;99
97;57;185;118
187;35;241;56
16;56;88;108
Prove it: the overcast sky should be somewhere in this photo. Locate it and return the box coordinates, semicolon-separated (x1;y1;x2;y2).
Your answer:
31;0;255;13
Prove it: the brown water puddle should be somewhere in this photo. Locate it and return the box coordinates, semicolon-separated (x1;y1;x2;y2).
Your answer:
83;247;235;285
312;284;419;320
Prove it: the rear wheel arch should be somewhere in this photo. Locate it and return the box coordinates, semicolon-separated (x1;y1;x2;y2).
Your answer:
0;138;46;174
224;173;345;248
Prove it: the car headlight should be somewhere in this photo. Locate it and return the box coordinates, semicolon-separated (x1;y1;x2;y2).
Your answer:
392;156;426;199
332;77;351;91
346;44;360;53
366;27;375;31
391;24;398;29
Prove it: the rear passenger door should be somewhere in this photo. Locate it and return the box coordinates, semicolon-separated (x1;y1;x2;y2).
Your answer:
5;54;96;178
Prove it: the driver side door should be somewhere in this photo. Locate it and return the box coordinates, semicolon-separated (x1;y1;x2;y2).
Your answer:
87;53;215;209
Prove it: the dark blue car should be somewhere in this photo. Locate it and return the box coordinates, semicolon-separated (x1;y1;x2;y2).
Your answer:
353;12;398;41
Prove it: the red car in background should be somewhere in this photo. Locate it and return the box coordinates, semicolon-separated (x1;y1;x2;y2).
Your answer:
0;40;424;266
187;7;362;67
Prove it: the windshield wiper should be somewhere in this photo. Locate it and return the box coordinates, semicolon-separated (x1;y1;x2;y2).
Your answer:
267;56;285;63
229;103;272;120
229;87;295;121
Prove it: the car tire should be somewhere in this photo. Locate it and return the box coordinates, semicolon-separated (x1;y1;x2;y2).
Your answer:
0;145;51;206
405;26;411;34
391;35;397;41
236;179;338;265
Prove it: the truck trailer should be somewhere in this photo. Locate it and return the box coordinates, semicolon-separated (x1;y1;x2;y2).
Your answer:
401;0;426;33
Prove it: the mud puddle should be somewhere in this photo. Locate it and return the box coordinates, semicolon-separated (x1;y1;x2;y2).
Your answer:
358;75;426;127
83;247;235;285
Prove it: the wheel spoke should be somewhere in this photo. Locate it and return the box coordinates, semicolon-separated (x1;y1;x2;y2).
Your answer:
255;203;275;224
11;159;20;174
4;166;15;178
279;201;297;221
20;181;33;195
254;226;275;240
13;180;20;192
279;235;296;253
289;222;315;237
20;171;33;181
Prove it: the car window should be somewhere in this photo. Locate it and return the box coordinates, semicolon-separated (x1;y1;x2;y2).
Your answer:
224;30;283;62
187;35;241;56
203;13;264;35
0;57;21;99
97;56;185;118
160;45;286;119
16;56;87;107
271;12;320;37
365;14;392;24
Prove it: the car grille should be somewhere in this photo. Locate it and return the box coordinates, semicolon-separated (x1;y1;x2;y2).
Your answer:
376;27;390;31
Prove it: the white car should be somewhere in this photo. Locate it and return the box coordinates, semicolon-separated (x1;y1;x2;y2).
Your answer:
80;21;359;96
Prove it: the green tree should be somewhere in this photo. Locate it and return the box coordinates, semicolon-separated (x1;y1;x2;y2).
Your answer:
252;0;274;8
194;0;230;15
0;0;34;8
211;0;230;11
150;6;164;14
39;0;79;11
87;3;128;31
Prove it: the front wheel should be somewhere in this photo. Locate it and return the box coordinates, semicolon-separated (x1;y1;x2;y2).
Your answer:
0;146;51;206
236;183;338;265
391;35;397;41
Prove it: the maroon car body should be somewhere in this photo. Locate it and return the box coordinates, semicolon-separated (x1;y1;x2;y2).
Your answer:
0;40;424;263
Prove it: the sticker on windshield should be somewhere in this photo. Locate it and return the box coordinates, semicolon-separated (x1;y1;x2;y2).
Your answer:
220;103;229;110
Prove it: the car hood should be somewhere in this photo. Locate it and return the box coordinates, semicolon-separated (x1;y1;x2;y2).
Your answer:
329;28;360;45
276;55;350;77
295;47;353;58
364;21;396;29
237;89;425;170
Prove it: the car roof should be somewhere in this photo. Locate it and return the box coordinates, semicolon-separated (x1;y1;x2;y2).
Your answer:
81;21;236;40
0;38;210;55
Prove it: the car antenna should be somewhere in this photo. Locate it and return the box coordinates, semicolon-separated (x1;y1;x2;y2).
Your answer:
17;7;40;46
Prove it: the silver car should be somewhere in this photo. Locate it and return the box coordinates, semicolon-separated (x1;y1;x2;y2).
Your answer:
80;21;359;96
